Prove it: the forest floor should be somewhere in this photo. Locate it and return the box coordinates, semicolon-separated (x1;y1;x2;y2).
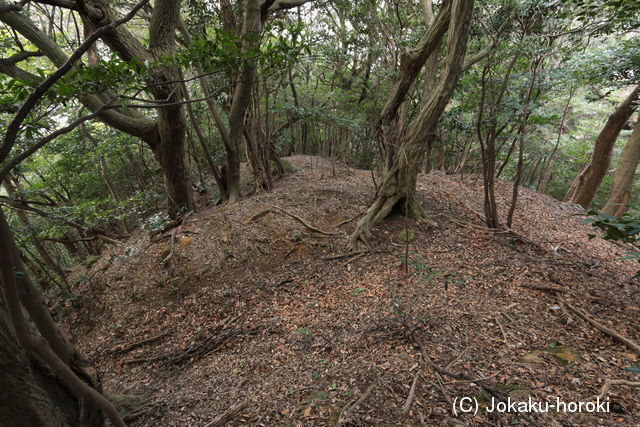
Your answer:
56;155;639;426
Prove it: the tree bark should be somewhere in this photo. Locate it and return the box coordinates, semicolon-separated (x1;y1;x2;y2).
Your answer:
601;117;640;217
570;85;640;209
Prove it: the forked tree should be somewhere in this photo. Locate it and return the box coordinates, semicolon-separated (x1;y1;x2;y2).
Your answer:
348;0;474;249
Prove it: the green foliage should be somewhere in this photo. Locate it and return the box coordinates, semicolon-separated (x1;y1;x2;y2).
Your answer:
585;209;640;243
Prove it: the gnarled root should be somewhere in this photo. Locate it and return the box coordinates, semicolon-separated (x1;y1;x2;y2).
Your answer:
347;192;435;250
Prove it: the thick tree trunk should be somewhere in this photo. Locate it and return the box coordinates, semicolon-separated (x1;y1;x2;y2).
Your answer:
154;107;194;217
0;208;112;426
349;0;474;249
570;85;639;209
601;118;640;217
0;290;78;426
148;0;195;217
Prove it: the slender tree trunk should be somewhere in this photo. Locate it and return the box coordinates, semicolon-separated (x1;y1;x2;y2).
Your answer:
506;57;541;228
454;137;472;174
601;118;640;217
538;88;574;193
495;136;517;178
225;0;262;202
570;85;640;209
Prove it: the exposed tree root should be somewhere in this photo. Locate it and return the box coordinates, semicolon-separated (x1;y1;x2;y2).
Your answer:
251;205;341;236
402;369;420;416
564;301;640;355
348;192;436;250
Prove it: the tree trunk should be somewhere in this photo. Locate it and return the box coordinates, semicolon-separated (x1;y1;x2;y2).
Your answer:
0;289;79;425
601;117;640;217
570;85;640;209
349;0;474;249
225;0;262;202
0;207;116;426
538;88;574;193
148;0;194;217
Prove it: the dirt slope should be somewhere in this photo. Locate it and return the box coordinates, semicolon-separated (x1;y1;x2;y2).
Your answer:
58;156;639;426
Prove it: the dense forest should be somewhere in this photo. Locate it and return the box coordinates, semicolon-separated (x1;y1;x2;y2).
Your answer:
0;0;639;425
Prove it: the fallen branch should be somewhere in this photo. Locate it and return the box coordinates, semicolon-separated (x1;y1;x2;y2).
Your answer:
123;317;241;365
112;332;170;355
564;301;640;355
204;401;248;427
521;283;571;294
252;205;341;236
338;383;376;425
598;379;640;399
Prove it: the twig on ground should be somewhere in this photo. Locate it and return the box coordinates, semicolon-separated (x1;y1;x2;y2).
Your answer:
522;283;571;294
113;331;171;355
445;347;469;371
344;252;367;265
564;301;640;354
429;380;453;407
402;369;420;416
204;401;248;427
333;212;363;228
404;320;506;401
494;317;508;344
123;317;242;365
338;383;376;425
322;250;367;261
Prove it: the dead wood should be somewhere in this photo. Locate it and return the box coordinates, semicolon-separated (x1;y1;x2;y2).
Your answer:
564;301;640;355
204;401;249;427
123;317;241;365
522;283;572;294
404;319;507;401
112;332;171;355
598;379;640;399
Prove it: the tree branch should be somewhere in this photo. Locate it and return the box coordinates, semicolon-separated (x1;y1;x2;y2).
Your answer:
0;0;150;164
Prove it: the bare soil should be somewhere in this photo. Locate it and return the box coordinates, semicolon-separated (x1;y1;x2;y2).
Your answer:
57;156;639;426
